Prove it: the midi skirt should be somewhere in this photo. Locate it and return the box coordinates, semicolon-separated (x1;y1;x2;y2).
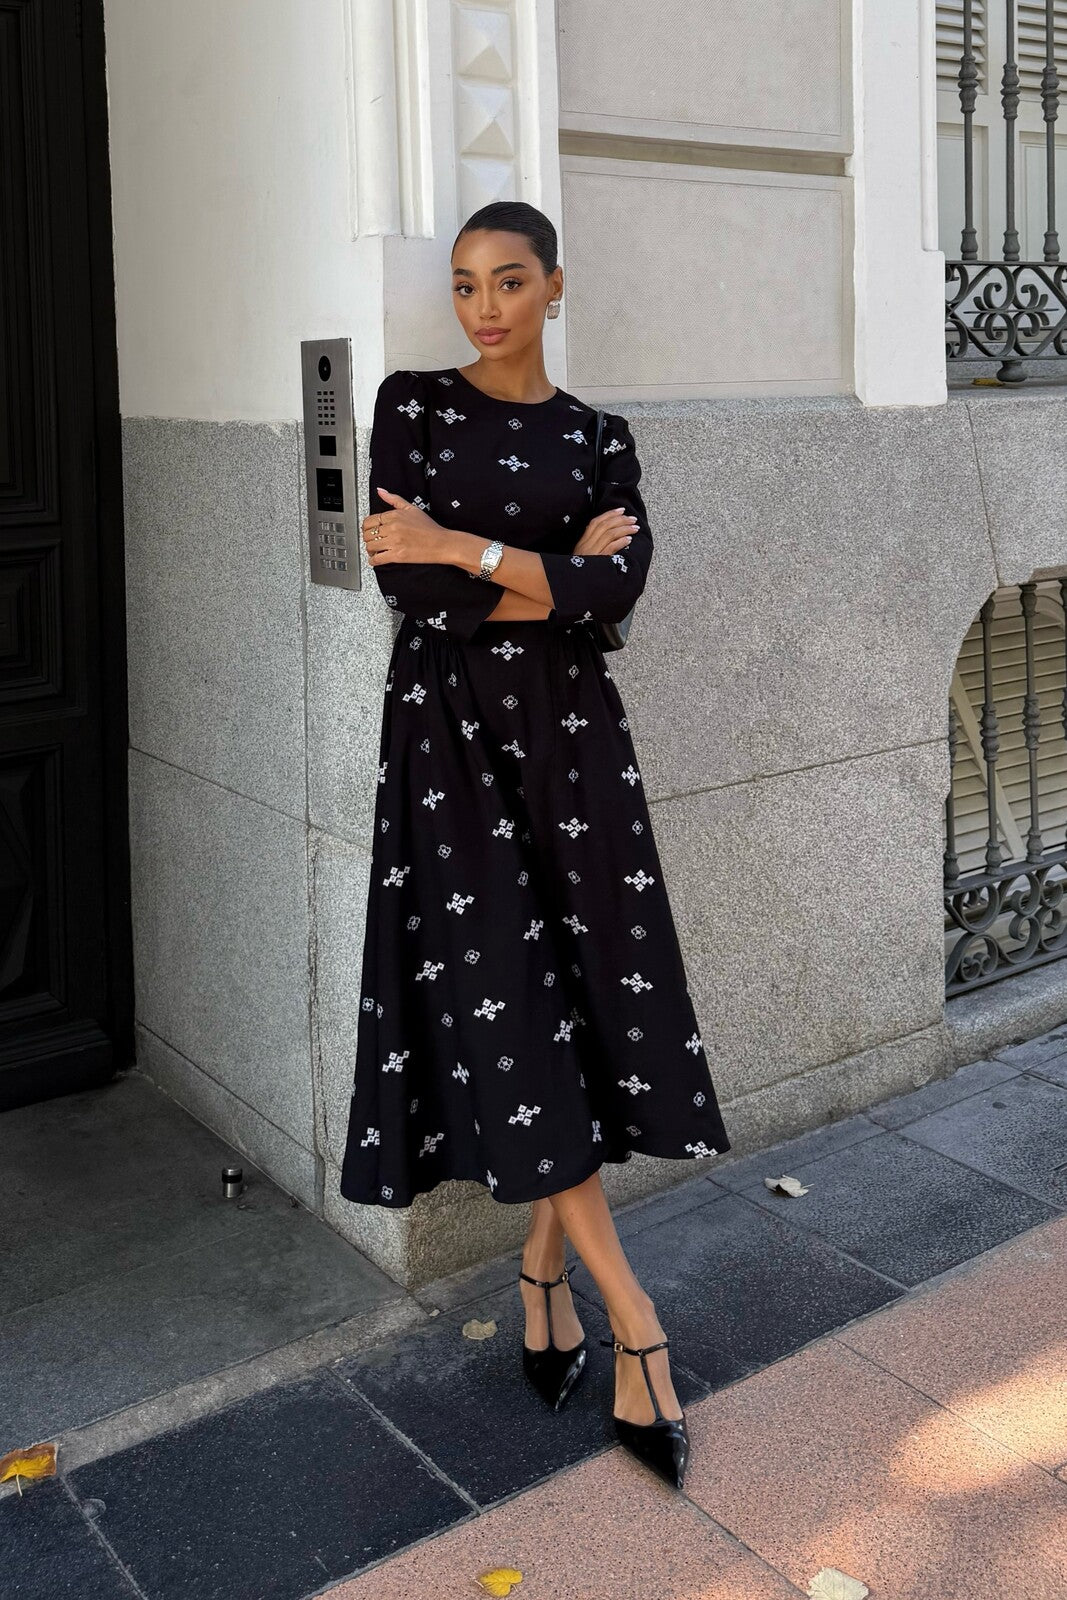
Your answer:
339;613;731;1207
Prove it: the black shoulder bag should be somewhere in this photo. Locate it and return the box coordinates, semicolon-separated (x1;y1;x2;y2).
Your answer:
590;407;637;652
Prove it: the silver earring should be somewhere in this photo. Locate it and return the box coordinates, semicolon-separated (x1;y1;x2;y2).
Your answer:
546;299;561;320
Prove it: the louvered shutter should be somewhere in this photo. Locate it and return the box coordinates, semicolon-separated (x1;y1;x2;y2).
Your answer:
1017;1;1067;94
947;583;1067;877
936;0;987;91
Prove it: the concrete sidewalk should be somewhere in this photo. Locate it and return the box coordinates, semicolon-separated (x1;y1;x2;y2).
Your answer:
3;1028;1066;1598
328;1212;1067;1600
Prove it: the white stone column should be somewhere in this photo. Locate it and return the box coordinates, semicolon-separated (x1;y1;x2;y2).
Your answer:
851;0;947;405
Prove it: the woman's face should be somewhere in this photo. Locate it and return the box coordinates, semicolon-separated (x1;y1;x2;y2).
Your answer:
450;229;562;359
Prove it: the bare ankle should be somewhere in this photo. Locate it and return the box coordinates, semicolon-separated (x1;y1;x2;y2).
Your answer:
609;1286;659;1338
520;1247;566;1280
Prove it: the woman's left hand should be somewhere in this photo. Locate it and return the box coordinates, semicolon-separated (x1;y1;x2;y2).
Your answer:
362;489;453;565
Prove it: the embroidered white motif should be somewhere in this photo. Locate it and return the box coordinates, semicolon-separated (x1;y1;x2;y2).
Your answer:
445;892;474;915
560;713;588;734
474;996;505;1019
498;454;529;472
618;1074;652;1095
508;1102;541;1126
490;640;524;660
624;869;655;892
621;972;653;993
558;817;588;838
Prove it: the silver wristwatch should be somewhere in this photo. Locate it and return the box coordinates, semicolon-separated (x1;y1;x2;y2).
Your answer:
479;539;505;580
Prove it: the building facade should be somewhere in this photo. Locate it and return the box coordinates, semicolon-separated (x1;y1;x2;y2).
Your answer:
7;0;1066;1287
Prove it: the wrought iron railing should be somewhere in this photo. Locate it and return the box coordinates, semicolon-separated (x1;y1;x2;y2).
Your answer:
945;0;1066;381
944;580;1067;994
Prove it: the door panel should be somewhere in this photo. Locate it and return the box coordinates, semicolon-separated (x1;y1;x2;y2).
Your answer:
0;0;131;1108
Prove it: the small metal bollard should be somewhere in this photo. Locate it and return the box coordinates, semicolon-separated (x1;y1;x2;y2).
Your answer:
222;1165;244;1199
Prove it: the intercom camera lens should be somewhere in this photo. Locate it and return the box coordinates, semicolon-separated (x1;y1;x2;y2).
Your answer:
318;354;332;381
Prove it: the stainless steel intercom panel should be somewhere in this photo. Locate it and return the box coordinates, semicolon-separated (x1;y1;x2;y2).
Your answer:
301;337;361;591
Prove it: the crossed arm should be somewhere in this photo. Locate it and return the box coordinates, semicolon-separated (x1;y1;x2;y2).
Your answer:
362;491;639;622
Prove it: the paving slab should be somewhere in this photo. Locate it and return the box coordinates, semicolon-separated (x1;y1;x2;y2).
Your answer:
66;1372;469;1600
576;1190;900;1385
325;1447;807;1600
838;1212;1067;1472
1026;1053;1067;1088
736;1127;1058;1285
0;1479;137;1600
893;1070;1067;1209
681;1334;1067;1600
335;1281;710;1507
707;1111;883;1193
993;1026;1067;1069
864;1055;1023;1130
0;1202;399;1444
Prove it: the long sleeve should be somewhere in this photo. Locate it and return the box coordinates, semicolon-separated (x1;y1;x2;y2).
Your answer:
367;369;504;640
539;411;653;627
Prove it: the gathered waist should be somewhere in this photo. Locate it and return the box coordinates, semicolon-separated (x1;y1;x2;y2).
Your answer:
400;615;601;653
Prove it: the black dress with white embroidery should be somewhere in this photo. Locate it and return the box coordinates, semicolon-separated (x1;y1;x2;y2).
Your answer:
339;366;731;1208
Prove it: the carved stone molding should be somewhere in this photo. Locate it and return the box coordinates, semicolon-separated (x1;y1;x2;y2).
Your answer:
453;1;520;217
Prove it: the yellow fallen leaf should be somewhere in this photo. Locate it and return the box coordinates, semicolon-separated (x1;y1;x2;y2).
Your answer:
0;1441;57;1491
807;1567;869;1599
476;1566;523;1595
764;1174;809;1196
462;1317;498;1341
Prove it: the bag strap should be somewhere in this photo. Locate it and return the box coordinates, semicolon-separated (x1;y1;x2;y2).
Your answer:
591;407;606;507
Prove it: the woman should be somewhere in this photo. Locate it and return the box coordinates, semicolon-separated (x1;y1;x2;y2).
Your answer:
339;200;731;1491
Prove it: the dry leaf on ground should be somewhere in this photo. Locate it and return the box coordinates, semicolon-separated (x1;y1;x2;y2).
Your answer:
764;1174;809;1196
462;1317;498;1340
0;1442;57;1492
476;1565;523;1595
807;1567;869;1599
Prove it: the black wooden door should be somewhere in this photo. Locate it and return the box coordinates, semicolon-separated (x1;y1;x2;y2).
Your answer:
0;0;131;1109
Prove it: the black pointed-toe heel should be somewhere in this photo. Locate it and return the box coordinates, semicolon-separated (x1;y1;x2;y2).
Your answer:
519;1260;588;1411
599;1331;690;1490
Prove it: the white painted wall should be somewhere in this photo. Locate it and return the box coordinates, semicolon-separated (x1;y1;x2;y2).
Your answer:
103;0;386;423
851;0;947;406
103;0;948;416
